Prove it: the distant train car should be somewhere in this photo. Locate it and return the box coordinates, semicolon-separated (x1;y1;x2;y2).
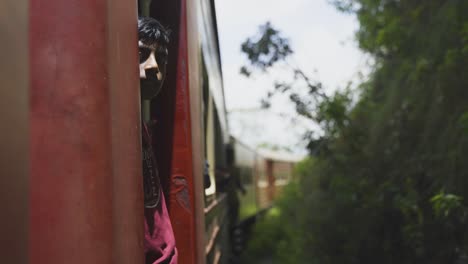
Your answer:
229;137;301;255
255;149;300;209
231;137;301;221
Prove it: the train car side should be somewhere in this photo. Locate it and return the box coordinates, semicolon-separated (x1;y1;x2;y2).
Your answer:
3;0;298;263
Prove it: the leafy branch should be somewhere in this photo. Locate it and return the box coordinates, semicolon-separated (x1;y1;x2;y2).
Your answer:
240;22;353;154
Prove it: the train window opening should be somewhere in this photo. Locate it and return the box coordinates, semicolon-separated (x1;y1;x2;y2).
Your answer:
214;130;231;192
201;55;213;194
136;0;183;197
137;0;179;246
206;96;230;194
204;95;217;197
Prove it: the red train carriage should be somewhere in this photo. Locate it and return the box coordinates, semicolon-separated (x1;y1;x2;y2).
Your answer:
2;0;232;263
229;137;300;254
231;137;301;220
254;149;300;209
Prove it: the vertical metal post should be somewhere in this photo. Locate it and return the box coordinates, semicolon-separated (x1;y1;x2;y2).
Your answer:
0;1;29;264
29;0;141;263
267;160;275;203
166;0;206;262
107;0;144;263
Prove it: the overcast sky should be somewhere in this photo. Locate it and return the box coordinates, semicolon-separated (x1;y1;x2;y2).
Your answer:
214;0;369;154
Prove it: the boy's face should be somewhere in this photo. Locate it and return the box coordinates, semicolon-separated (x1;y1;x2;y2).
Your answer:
139;40;168;99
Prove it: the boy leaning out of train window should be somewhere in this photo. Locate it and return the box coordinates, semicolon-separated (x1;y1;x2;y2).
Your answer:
138;17;178;264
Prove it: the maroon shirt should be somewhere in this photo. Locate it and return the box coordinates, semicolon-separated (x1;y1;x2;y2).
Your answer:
142;123;178;264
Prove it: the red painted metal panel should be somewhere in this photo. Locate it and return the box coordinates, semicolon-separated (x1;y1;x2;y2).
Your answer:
167;0;200;263
29;1;113;263
107;1;144;264
29;0;141;263
266;160;275;203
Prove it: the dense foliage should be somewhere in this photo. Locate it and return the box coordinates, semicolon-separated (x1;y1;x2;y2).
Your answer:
240;1;468;263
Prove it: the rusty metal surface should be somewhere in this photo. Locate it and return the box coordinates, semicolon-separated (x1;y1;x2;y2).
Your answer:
0;1;29;264
29;0;140;263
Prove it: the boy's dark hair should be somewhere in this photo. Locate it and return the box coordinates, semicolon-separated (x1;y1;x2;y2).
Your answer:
138;17;170;46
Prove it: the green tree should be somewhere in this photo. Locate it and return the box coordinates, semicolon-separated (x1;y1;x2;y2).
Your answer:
240;1;468;263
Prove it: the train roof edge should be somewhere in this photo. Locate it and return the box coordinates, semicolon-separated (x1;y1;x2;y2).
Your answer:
230;135;305;163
